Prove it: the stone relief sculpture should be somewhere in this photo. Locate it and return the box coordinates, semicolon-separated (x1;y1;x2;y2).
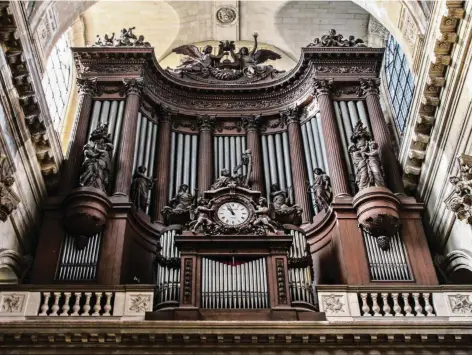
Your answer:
349;121;385;191
308;29;366;48
93;27;151;47
79;124;114;193
269;183;303;225
445;154;472;226
130;166;156;213
307;168;332;212
162;184;196;225
167;33;284;82
0;154;20;222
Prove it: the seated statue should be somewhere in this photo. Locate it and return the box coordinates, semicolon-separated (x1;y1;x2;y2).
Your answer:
269;183;302;225
161;184;195;225
211;168;236;190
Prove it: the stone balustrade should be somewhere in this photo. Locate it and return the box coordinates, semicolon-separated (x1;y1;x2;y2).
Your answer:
0;285;154;320
317;285;472;321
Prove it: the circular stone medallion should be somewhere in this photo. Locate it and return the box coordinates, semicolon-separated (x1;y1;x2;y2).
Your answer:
216;7;237;25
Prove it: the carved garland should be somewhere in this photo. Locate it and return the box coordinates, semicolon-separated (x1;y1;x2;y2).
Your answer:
276;258;287;305
182;258;193;305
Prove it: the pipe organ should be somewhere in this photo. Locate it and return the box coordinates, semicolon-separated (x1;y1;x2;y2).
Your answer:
32;30;440;321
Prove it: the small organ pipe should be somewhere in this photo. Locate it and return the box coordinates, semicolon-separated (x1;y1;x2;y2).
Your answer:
333;102;353;176
190;135;198;192
213;137;218;179
310;115;325;172
261;135;271;200
183;134;191;185
175;133;184;193
281;132;294;204
267;134;278;185
305;119;319;170
144;120;153;171
230;136;236;172
132;113;142;172
274;133;286;189
168;132;176;199
315;116;329;175
218;137;224;178
111;101;125;158
235;137;242;174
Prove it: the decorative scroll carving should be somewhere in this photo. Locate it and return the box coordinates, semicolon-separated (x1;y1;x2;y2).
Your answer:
276;259;287;304
445;154;472;226
167;33;284;82
280;106;302;125
362;214;400;251
316;66;374;74
313;79;333;97
308;29;366;48
216;120;243;133
83;64;144;74
0;154;20;222
332;86;362;97
322;294;345;314
307;168;332;212
79;124;114;192
93;27;151;47
172;119;198;131
359;78;380;96
162;184;196;225
130;166;155;213
197;115;216;131
349;121;386;191
123;78;144;96
287;255;312;269
128;294;152;313
269;183;302;226
154;255;180;269
77;77;100;96
448;294;472;314
183;259;193;304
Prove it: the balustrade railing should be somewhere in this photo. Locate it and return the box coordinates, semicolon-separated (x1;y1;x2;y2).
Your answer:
358;291;434;317
39;291;114;316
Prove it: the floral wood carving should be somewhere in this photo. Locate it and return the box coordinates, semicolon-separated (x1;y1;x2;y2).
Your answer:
445;154;472;226
322;294;345;314
183;258;193;304
276;258;287;305
0;154;20;222
93;27;151;47
308;29;367;48
315;66;374;74
448;294;472;314
128;294;152;313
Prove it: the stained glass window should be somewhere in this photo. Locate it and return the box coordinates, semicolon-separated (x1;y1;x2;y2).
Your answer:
41;32;72;134
384;35;415;135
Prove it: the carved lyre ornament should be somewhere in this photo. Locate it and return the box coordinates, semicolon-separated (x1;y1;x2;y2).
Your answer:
445;153;472;226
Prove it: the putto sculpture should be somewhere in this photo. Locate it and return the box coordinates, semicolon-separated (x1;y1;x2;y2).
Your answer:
93;27;151;47
0;154;20;222
269;183;303;226
167;33;284;82
307;168;332;212
188;197;214;233
349;121;385;191
162;184;196;225
308;29;366;48
130;166;156;213
79;124;114;193
445;154;472;226
253;197;278;233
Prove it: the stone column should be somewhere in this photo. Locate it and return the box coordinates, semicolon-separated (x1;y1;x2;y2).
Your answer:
113;78;143;196
313;79;351;197
152;109;172;223
282;108;311;223
62;78;99;192
197;115;215;194
360;79;404;193
242;115;264;193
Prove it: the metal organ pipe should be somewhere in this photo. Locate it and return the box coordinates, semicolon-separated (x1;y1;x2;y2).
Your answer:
112;102;125;158
168;132;177;198
213;136;247;178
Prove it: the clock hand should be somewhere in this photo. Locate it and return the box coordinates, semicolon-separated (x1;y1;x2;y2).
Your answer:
227;204;235;215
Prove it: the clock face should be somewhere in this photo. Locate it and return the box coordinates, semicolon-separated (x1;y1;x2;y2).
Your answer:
217;202;249;226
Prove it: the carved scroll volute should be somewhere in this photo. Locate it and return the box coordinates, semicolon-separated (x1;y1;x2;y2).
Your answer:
0;154;20;222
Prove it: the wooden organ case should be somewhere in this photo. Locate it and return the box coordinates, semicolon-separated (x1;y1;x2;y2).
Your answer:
30;30;438;321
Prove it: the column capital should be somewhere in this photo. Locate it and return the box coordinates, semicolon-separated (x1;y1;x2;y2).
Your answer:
197;115;216;131
77;77;100;96
359;78;381;96
313;79;334;97
280;106;302;125
241;115;262;131
123;77;144;96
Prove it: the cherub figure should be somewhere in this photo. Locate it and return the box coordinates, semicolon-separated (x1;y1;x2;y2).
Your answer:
169;44;225;76
253;197;278;233
188;198;213;233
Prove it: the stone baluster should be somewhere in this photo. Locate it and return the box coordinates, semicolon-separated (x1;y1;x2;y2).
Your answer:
62;78;100;192
82;292;92;316
103;292;113;316
412;293;424;316
60;292;71;316
242;115;264;193
371;293;381;316
423;293;434;316
152;108;172;222
50;292;61;316
197;115;215;193
113;78;144;196
391;293;403;316
39;292;51;316
92;292;103;316
359;78;404;193
360;293;370;316
71;292;81;316
313;80;351;198
402;293;413;316
281;107;311;223
381;293;392;316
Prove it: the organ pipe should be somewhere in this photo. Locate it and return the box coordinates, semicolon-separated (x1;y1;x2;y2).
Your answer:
168;132;199;198
213;136;247;178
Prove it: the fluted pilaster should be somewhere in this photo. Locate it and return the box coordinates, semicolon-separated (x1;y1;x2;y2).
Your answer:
242;115;264;193
197;115;215;194
313;79;351;197
360;78;404;193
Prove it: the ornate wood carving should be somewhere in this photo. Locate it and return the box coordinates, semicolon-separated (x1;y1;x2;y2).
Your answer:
276;258;287;305
0;154;20;222
308;29;366;48
182;258;193;305
445;154;472;226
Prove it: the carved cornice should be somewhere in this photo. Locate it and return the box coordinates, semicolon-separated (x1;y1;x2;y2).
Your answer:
123;78;144;96
359;78;380;96
313;79;333;97
403;1;465;192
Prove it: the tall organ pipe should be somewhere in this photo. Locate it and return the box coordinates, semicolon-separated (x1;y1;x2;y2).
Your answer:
213;136;247;178
168;132;199;197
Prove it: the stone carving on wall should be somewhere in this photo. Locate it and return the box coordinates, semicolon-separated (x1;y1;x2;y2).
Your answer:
93;27;151;47
0;154;20;222
322;294;345;314
0;293;24;313
216;7;237;25
307;168;332;212
448;294;472;315
349;121;386;191
269;183;302;226
162;184;196;225
167;33;284;82
445;154;472;226
130;166;156;213
308;29;366;48
128;294;152;313
79;124;114;192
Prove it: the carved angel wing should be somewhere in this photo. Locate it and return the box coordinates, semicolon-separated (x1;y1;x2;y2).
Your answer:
172;44;202;59
253;49;281;64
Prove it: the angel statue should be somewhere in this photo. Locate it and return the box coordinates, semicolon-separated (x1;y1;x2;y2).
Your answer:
0;154;21;222
169;44;226;76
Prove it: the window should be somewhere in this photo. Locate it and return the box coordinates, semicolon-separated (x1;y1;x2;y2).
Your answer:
384;35;415;135
41;32;72;134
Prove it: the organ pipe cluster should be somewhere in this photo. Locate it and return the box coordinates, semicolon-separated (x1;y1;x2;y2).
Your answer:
288;230;315;305
213;135;247;180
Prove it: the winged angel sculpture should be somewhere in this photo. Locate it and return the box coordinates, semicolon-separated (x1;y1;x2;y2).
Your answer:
167;33;285;82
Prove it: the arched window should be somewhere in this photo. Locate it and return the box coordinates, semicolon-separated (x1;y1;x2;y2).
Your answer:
41;32;72;134
384;35;415;135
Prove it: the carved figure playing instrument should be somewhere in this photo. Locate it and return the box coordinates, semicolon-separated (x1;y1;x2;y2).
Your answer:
162;184;196;225
130;166;156;212
269;183;303;225
307;168;332;212
79;124;114;193
253;197;278;233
